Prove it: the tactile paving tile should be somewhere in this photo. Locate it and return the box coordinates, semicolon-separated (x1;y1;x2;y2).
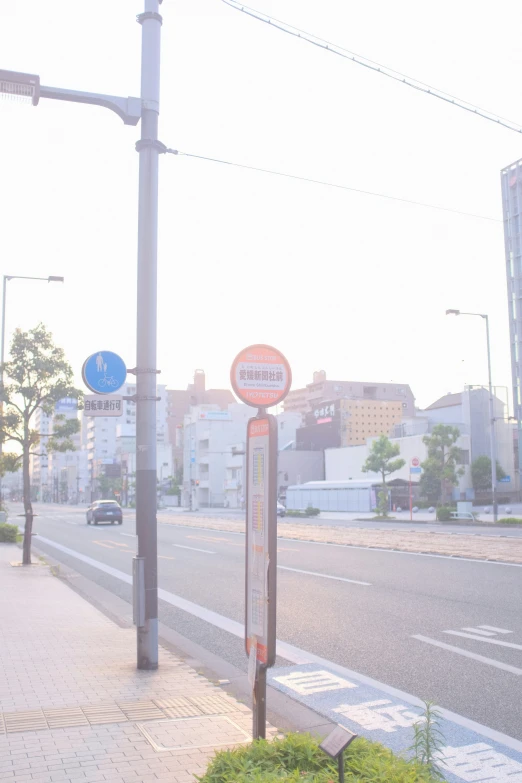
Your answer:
118;700;165;721
153;697;203;718
82;703;127;725
4;709;48;733
44;707;90;729
188;695;240;715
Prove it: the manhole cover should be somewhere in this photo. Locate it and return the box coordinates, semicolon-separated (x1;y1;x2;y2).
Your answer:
137;715;251;752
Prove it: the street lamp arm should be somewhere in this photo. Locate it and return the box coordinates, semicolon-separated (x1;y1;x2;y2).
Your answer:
40;85;142;126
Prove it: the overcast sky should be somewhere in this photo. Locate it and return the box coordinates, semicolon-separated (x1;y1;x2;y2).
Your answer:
0;0;521;412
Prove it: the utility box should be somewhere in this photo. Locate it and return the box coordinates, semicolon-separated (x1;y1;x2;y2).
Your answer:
457;501;473;516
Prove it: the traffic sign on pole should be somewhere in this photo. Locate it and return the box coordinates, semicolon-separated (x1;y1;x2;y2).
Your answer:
82;351;127;394
411;457;420;467
231;344;291;408
245;414;277;740
84;394;123;417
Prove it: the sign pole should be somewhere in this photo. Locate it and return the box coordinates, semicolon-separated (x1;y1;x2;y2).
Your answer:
231;345;290;742
409;474;412;522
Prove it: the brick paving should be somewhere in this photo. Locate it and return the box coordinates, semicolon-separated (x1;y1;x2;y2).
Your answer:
160;513;522;564
0;546;275;783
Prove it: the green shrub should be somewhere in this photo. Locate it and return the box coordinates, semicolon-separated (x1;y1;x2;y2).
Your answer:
198;732;439;783
497;517;522;525
0;523;19;543
436;506;453;522
285;508;320;518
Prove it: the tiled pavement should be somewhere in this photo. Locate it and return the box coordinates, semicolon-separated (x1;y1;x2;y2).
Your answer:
0;546;275;782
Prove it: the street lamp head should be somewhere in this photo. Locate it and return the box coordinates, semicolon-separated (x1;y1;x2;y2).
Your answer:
48;276;64;283
0;69;40;106
446;309;460;316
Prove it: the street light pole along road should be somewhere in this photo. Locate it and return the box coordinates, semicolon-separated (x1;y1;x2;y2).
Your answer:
0;275;64;504
0;0;163;669
446;309;498;522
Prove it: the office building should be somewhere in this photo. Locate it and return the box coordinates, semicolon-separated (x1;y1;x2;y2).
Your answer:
167;370;235;474
284;371;415;418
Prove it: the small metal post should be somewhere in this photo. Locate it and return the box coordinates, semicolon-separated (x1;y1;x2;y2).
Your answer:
253;665;267;740
338;752;345;783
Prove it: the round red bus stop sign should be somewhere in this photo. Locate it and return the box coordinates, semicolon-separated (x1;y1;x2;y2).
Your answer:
230;344;292;408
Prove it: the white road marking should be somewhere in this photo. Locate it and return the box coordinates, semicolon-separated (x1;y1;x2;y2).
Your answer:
170;543;215;554
443;630;522;651
462;627;496;636
479;625;513;634
333;700;422;733
412;635;522;675
436;743;522;781
274;670;357;695
32;536;522;754
277;565;371;586
120;533;136;538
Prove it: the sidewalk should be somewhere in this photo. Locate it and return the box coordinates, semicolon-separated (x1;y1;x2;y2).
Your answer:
0;545;276;783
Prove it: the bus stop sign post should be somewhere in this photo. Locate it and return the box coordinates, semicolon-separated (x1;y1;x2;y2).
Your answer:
231;345;292;740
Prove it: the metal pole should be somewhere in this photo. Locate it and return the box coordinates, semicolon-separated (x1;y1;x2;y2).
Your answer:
253;666;267;739
135;0;162;670
484;315;498;523
338;752;345;783
0;275;7;506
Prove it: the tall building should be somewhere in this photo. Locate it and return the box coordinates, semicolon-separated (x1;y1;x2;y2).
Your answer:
501;158;522;485
296;398;404;450
30;398;82;502
167;370;235;474
284;371;415;418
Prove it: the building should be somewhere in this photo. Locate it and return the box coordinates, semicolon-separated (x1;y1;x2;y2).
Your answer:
297;398;404;450
183;403;252;509
325;431;473;501
167;370;235;475
30;398;84;502
424;387;515;491
284;371;415;418
286;479;384;513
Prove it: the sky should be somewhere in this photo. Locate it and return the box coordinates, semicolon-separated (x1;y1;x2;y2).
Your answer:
0;0;521;412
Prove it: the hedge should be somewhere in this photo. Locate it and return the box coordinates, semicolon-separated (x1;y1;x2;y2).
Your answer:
198;732;440;783
0;523;19;543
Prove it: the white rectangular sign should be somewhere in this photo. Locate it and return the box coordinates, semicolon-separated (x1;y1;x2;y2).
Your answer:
246;418;270;665
84;394;123;417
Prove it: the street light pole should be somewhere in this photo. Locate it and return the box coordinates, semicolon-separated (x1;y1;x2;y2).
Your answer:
135;0;163;671
0;275;64;505
446;309;498;522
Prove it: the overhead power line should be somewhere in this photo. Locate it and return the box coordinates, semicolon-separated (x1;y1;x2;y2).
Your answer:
221;0;522;136
166;147;499;223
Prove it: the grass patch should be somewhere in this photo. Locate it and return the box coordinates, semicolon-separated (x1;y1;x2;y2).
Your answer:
497;517;522;525
198;732;441;783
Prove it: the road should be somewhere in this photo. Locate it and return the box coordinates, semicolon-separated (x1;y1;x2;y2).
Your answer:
20;503;522;742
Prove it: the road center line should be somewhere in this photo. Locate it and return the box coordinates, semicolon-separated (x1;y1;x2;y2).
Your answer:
277;565;371;586
443;630;522;650
32;535;522;754
412;635;522;675
479;625;513;634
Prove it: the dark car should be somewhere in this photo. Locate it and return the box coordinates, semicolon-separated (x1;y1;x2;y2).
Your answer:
86;500;123;525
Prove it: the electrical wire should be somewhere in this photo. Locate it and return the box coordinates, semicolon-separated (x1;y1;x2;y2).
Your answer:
166;148;500;222
221;0;522;136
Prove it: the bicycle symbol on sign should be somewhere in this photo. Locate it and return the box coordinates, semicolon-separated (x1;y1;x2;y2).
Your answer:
98;374;119;389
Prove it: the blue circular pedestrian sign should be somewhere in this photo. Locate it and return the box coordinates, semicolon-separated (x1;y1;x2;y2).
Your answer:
82;351;127;394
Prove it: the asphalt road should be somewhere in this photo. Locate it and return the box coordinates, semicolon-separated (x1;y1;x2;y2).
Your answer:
20;503;522;741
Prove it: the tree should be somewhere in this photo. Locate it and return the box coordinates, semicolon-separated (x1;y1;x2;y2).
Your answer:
97;475;123;500
471;455;506;492
362;435;405;516
420;425;464;505
0;325;81;564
